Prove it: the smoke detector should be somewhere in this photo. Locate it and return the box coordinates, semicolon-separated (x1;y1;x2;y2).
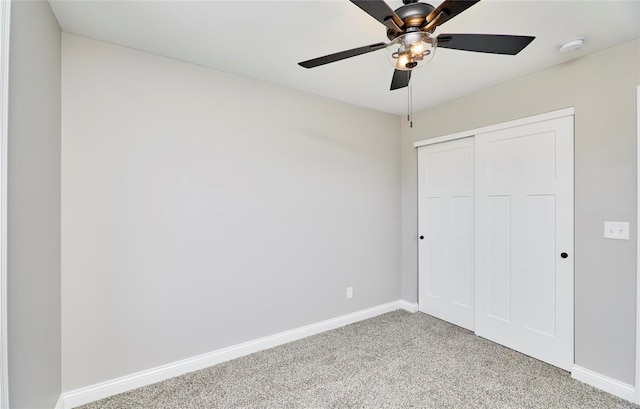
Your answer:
559;37;585;53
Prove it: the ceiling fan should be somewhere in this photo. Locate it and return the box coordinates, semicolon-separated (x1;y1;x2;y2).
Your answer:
298;0;535;91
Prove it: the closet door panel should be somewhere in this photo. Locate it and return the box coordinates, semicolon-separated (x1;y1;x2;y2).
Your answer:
475;115;574;371
418;137;474;331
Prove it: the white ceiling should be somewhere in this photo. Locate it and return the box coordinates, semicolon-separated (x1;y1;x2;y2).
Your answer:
49;0;640;115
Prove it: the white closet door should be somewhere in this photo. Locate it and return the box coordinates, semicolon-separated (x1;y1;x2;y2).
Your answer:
475;116;574;370
418;137;474;331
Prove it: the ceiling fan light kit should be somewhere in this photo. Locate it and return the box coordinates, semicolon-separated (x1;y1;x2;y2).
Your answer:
387;31;437;71
298;0;535;91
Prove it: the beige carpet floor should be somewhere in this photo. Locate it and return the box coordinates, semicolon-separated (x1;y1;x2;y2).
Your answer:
79;310;639;408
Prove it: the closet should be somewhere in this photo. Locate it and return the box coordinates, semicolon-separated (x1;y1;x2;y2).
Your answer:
417;112;574;370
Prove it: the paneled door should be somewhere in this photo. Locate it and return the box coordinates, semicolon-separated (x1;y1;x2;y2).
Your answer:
475;116;574;370
418;137;475;331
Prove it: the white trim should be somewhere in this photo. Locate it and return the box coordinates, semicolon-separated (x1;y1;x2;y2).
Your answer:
413;107;575;148
0;1;10;408
636;84;640;404
54;395;65;409
399;300;419;313
58;301;404;409
572;365;636;403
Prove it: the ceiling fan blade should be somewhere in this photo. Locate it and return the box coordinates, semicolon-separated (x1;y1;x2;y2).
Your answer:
390;69;411;91
350;0;404;31
427;0;480;27
437;34;535;55
299;43;387;69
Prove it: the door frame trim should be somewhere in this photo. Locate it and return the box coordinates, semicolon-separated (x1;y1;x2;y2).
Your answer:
0;1;10;407
413;107;575;148
636;84;640;404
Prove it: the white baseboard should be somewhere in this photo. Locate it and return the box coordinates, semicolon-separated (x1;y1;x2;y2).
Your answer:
572;365;637;404
58;300;404;409
399;300;419;313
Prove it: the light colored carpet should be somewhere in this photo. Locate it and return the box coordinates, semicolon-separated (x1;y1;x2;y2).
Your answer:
79;310;639;408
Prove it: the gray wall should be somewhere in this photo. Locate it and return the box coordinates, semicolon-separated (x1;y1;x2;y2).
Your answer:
61;34;400;391
401;39;640;385
7;1;62;408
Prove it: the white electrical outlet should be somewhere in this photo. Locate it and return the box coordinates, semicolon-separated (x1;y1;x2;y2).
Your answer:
346;287;353;299
604;221;630;240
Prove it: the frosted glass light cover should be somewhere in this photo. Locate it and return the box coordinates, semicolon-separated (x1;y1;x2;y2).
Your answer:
387;32;437;71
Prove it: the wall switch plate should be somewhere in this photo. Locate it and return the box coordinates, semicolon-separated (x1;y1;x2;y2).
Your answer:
604;221;630;240
346;287;353;299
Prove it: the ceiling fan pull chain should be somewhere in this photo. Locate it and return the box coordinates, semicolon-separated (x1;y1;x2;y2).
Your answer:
408;82;413;128
407;80;411;122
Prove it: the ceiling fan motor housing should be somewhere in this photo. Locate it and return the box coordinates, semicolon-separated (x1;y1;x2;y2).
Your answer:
388;2;436;40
